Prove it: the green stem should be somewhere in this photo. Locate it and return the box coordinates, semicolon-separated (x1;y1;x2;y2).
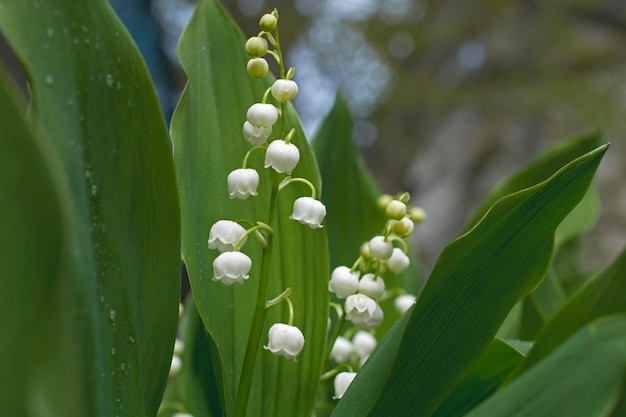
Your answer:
234;171;280;417
242;145;266;169
278;176;317;199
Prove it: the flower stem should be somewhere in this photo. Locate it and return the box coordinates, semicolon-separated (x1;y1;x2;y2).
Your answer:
234;170;280;417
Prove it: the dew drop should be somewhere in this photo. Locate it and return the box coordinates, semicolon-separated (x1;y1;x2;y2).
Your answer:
109;309;116;321
45;74;53;85
91;184;98;196
105;74;114;87
46;27;54;37
111;348;116;355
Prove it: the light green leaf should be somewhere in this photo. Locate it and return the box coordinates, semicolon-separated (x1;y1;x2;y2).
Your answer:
333;144;607;416
465;315;626;417
171;1;329;416
0;1;181;415
431;339;526;417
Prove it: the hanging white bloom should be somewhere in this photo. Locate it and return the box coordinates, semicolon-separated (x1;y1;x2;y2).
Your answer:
169;354;182;377
345;294;384;329
227;168;259;199
328;266;359;298
264;139;300;174
271;79;299;102
394;294;416;314
264;323;305;360
172;413;194;417
357;273;385;300
333;372;357;399
212;251;252;286
390;216;414;237
243;121;272;145
290;197;326;229
368;236;393;261
246;103;279;128
330;336;353;363
174;339;184;356
386;248;410;275
208;220;247;252
352;331;377;357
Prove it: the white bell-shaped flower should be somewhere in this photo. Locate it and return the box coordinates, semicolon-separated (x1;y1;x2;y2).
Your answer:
246;103;279;128
357;273;385;300
208;220;247;252
394;294;416;314
169;355;182;377
290;197;326;229
264;139;300;174
243;121;272;145
328;266;359;298
352;331;377;357
368;236;393;261
264;323;305;360
333;372;357;400
212;251;252;286
345;294;384;329
387;248;410;275
271;79;299;102
227;168;259;200
330;336;353;363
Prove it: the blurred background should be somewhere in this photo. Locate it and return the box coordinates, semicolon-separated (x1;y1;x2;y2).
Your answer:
3;0;626;272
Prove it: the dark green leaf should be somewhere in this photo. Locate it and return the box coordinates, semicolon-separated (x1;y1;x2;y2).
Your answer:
171;1;329;416
465;315;626;417
432;339;525;417
0;1;181;415
511;244;626;378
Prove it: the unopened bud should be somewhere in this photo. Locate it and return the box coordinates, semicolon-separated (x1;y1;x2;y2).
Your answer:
386;200;406;220
390;217;414;237
247;58;269;79
245;36;268;57
409;206;427;223
259;13;277;32
377;194;393;211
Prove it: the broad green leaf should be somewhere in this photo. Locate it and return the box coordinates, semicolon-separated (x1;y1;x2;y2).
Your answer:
0;1;181;415
511;244;626;377
463;131;602;237
333;144;607;416
171;1;329;416
312;94;421;337
465;315;626;417
431;339;526;417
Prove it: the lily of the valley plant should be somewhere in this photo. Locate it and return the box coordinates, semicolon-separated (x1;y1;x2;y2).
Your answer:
1;1;625;417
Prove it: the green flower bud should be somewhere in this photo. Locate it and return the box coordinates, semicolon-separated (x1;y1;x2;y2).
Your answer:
409;206;427;223
386;200;406;220
390;217;414;237
247;58;269;79
245;36;268;57
259;13;277;32
377;194;393;211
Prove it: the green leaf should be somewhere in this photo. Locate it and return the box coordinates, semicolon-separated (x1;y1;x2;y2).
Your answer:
511;244;626;378
333;144;608;416
463;131;602;236
431;339;526;417
0;64;83;416
171;1;329;416
464;315;626;417
0;1;181;415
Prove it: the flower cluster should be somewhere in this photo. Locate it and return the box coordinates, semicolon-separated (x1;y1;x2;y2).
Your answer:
207;10;328;363
324;193;424;400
